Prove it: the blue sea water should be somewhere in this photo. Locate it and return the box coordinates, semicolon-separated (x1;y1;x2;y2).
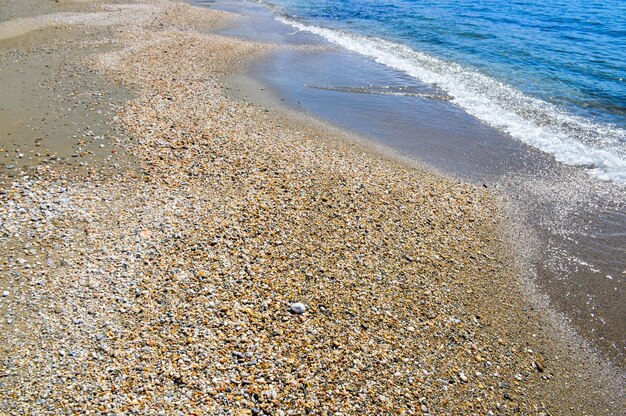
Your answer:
260;0;626;185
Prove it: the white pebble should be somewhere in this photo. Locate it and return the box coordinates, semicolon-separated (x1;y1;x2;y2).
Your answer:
289;302;306;314
1;291;9;297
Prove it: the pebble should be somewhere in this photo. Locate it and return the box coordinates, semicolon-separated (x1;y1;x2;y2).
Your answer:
1;291;8;297
289;302;306;314
534;355;545;372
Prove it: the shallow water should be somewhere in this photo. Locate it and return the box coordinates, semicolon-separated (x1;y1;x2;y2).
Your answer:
270;0;626;187
191;0;625;368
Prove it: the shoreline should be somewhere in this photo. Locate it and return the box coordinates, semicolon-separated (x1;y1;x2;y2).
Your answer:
0;0;623;414
206;0;626;368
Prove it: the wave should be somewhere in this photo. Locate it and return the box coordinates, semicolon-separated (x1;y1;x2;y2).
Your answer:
306;84;453;101
277;16;626;186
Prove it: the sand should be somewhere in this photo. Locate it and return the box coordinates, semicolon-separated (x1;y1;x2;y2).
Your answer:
0;0;623;414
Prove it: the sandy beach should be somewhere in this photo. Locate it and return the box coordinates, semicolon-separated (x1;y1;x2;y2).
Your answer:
0;0;624;414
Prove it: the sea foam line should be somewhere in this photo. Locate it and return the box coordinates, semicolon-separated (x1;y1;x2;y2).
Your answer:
277;16;626;186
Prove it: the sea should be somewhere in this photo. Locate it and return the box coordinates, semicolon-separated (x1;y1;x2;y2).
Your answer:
191;0;625;367
270;0;626;186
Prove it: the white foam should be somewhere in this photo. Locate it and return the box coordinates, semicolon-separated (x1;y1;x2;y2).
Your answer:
278;17;626;186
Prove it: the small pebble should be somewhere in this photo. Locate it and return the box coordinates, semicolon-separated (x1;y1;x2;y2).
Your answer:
289;302;306;314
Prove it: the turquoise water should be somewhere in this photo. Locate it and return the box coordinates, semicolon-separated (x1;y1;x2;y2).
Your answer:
262;0;626;185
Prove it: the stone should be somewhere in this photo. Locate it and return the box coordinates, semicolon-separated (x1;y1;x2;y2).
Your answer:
1;291;8;297
263;389;277;400
289;302;306;314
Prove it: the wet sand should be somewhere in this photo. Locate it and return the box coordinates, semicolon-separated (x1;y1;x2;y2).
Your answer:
0;0;624;414
0;0;138;187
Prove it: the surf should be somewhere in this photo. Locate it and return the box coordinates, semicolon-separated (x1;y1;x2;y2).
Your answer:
277;16;626;186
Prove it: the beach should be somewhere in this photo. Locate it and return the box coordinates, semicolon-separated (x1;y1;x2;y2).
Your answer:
0;0;624;414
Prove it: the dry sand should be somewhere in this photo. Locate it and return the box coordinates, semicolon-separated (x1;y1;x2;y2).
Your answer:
0;0;624;414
